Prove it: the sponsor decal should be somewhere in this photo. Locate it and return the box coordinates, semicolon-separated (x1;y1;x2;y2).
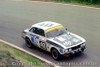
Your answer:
56;37;66;41
30;34;39;44
72;38;79;43
47;46;49;49
53;34;82;47
42;39;47;42
38;23;54;27
59;49;63;53
64;41;71;46
31;37;34;42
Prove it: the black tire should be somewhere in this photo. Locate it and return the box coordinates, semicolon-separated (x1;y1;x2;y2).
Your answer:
25;37;33;48
51;48;60;60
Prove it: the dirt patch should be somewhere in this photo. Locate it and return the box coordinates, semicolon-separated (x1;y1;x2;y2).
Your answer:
0;51;23;67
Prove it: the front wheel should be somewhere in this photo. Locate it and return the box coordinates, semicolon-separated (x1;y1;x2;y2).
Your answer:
25;37;33;48
51;49;60;60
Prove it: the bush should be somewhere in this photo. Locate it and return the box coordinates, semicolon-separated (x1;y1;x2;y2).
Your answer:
53;0;100;4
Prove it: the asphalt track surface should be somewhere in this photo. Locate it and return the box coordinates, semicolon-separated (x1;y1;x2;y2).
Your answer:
0;0;100;67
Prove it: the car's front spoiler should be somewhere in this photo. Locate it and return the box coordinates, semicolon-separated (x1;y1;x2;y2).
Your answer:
62;46;86;57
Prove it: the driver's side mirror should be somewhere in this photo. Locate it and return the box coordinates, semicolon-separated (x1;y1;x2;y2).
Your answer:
65;28;67;30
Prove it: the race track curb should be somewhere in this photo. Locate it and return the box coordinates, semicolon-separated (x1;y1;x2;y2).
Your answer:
0;39;60;67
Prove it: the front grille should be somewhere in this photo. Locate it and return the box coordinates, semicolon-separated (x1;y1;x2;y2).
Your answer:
71;45;80;50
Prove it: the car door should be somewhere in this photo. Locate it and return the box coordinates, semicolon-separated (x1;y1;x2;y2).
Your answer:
29;27;47;50
35;28;47;50
29;27;40;47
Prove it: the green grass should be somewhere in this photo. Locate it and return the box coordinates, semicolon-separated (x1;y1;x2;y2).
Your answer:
8;46;41;66
0;51;11;59
0;42;41;66
0;51;11;67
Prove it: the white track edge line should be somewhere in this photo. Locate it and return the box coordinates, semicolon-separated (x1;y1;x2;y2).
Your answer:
0;39;61;67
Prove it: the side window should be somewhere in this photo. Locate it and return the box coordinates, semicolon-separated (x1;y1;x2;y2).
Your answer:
29;27;45;37
29;27;36;33
37;28;45;37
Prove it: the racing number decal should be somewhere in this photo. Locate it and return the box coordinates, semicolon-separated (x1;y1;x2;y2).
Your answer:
64;41;71;45
45;24;54;27
38;23;54;27
40;42;47;50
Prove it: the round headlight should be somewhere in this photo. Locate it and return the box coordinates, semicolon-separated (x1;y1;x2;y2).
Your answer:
81;44;83;47
81;42;86;47
82;42;86;46
68;48;72;51
65;49;68;53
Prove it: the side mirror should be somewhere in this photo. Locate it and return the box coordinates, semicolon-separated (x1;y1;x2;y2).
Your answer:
65;28;67;30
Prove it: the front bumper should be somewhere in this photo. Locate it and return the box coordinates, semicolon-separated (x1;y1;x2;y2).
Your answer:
62;46;86;57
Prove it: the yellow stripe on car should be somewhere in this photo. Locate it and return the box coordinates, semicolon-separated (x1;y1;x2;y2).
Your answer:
46;25;63;33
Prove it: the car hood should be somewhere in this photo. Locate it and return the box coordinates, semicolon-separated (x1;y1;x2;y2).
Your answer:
51;33;82;47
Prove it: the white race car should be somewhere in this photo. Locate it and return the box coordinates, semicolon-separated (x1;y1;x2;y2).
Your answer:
21;21;86;60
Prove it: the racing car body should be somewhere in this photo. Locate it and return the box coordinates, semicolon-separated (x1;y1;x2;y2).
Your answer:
21;21;86;60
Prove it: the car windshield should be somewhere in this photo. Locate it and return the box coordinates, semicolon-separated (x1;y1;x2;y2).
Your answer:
46;27;67;38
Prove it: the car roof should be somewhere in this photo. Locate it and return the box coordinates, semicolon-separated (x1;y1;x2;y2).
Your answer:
32;21;62;31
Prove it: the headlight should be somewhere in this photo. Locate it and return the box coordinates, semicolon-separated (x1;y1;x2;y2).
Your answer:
68;48;72;51
81;42;86;47
64;49;68;53
82;42;86;46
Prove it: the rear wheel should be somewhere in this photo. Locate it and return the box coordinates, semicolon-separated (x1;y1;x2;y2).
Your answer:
51;48;60;60
25;37;33;48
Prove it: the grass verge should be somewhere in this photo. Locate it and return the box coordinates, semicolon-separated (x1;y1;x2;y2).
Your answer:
0;42;42;67
30;0;100;8
52;0;100;5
